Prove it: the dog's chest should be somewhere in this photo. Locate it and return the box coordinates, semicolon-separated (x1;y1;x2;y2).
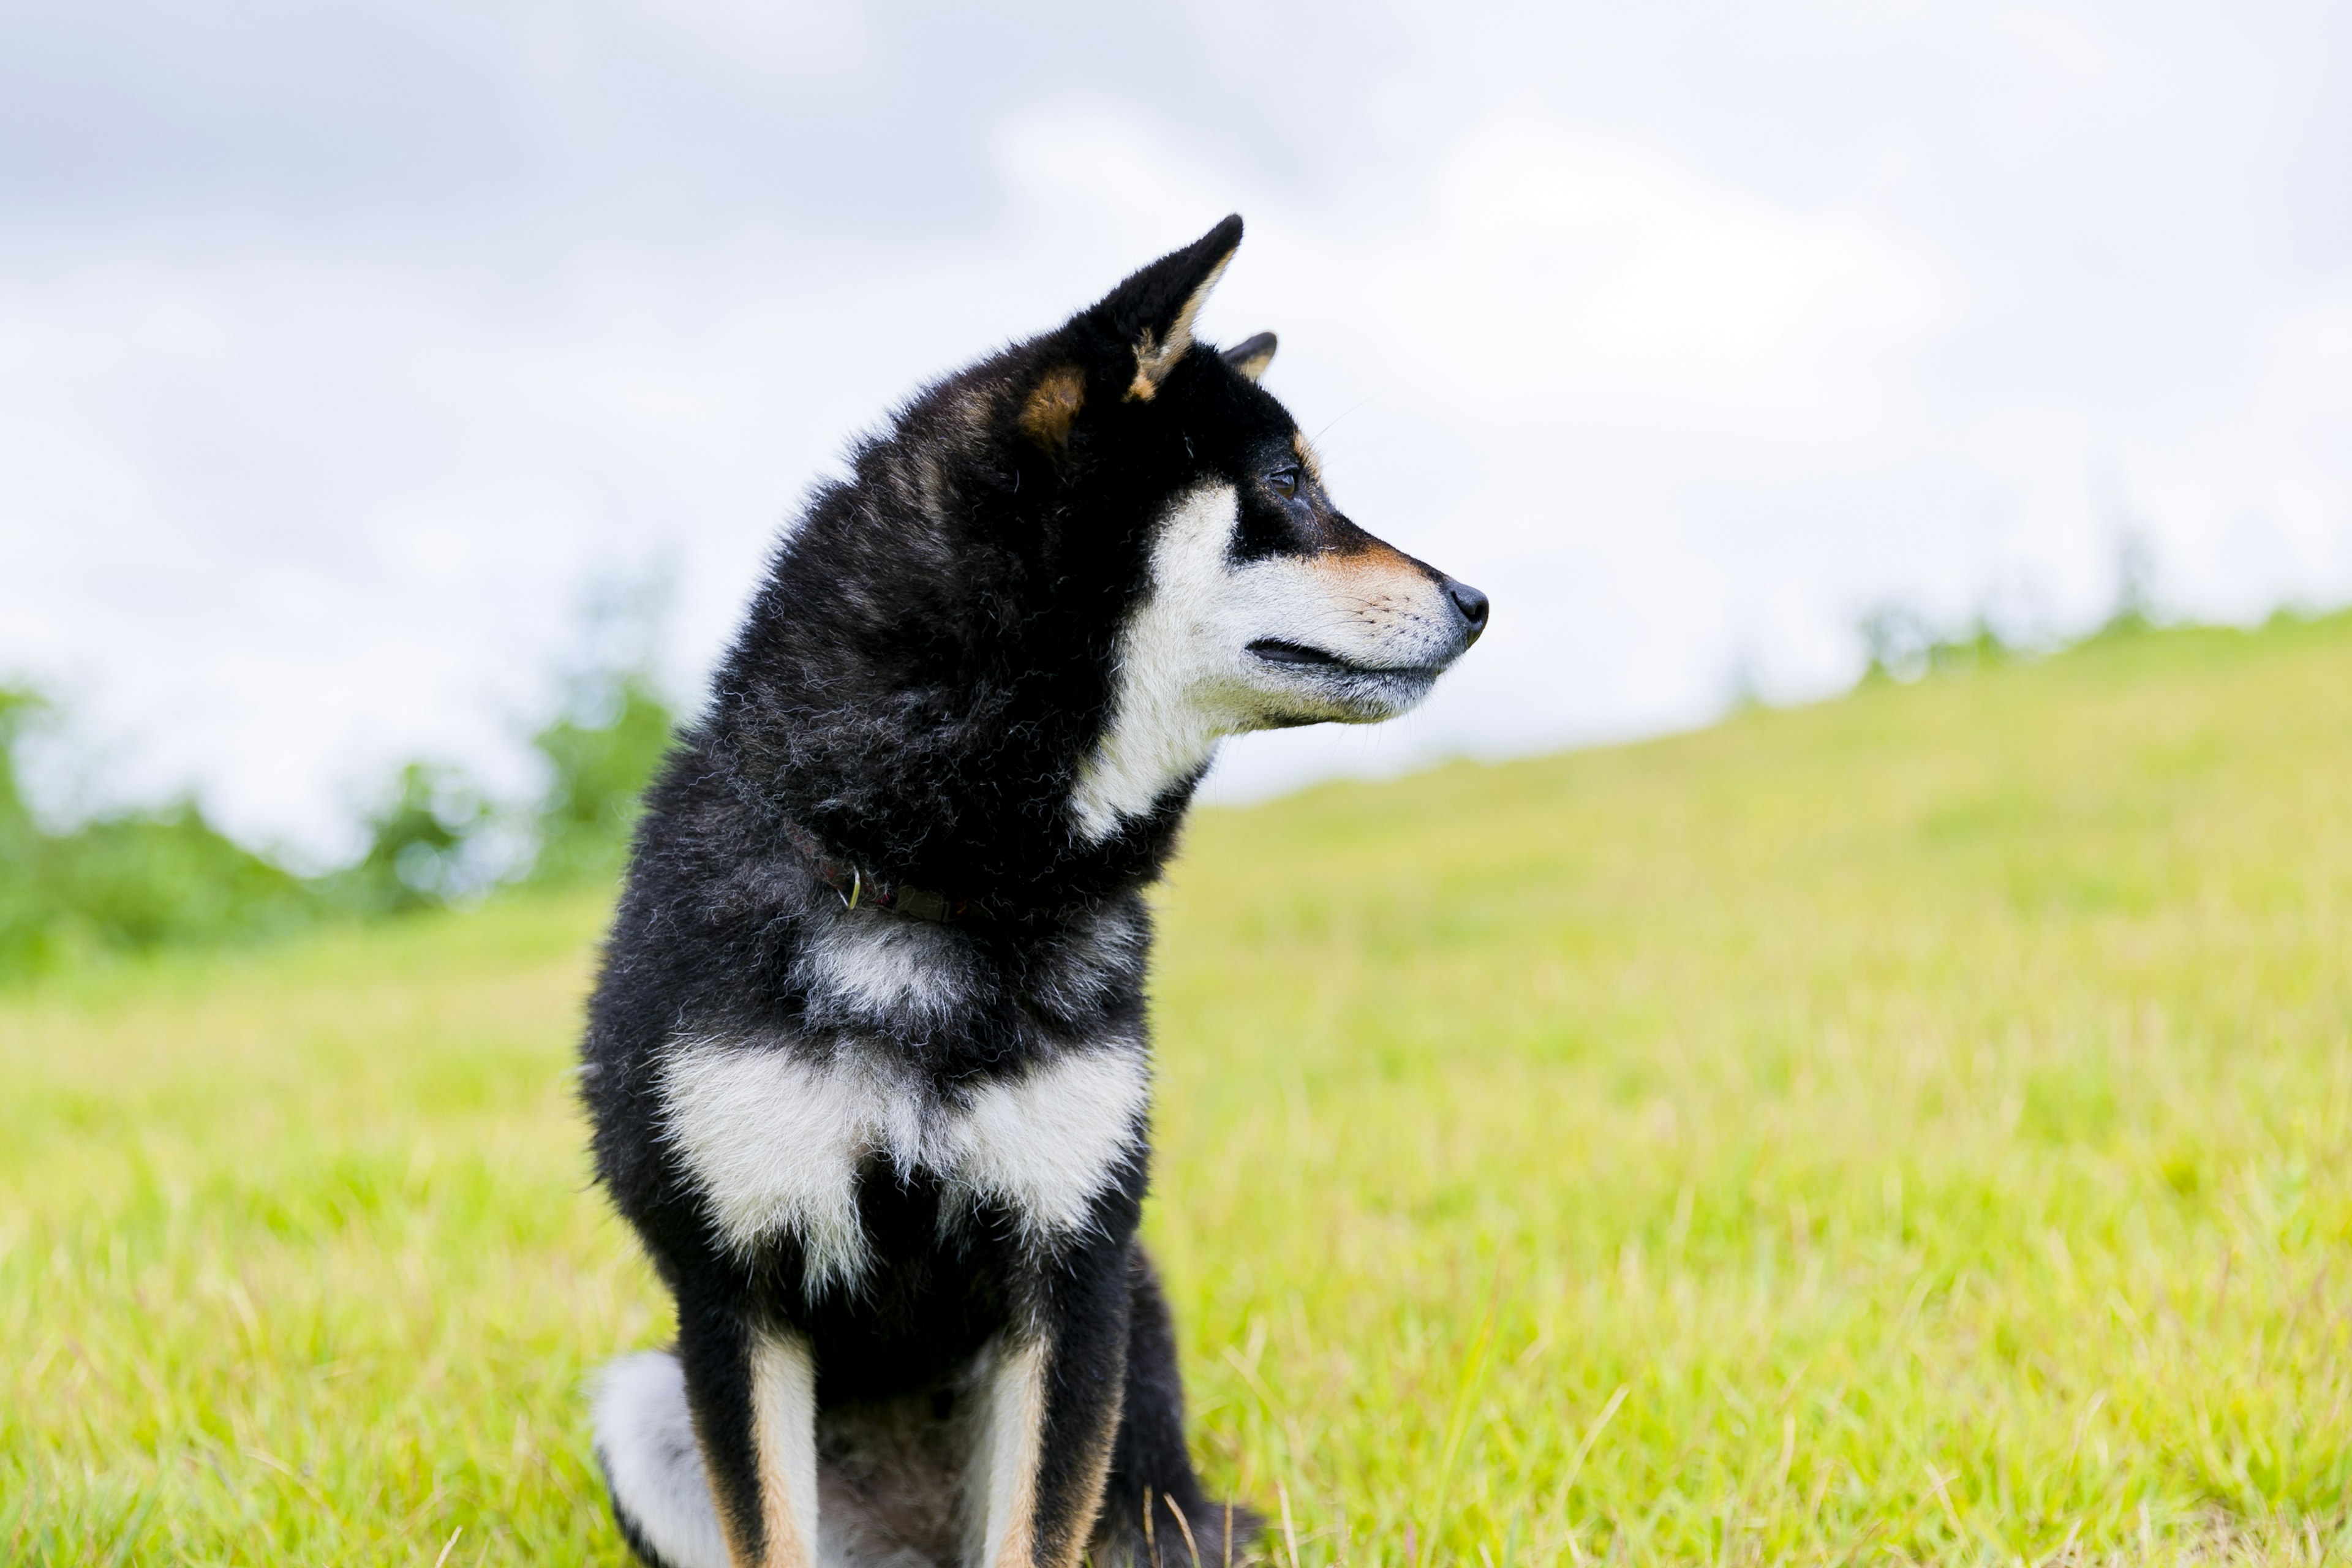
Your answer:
658;1038;1148;1292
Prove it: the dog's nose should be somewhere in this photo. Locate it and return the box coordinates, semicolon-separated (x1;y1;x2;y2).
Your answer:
1444;578;1490;645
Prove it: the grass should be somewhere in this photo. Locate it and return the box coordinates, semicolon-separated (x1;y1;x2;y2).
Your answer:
7;614;2352;1564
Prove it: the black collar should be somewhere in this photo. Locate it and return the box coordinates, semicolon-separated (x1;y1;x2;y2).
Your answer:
778;815;990;924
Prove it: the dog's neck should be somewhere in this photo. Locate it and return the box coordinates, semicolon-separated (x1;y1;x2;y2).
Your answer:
707;368;1214;908
710;680;1201;918
776;812;999;924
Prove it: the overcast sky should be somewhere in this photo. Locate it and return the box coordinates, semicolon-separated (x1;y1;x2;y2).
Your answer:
4;0;2349;859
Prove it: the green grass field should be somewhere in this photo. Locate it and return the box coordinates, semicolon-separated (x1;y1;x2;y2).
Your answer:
8;616;2352;1566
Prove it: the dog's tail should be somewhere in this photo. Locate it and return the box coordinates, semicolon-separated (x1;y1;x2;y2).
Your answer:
592;1350;731;1568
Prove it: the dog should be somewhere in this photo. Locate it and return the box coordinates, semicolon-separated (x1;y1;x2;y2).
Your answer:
581;214;1488;1568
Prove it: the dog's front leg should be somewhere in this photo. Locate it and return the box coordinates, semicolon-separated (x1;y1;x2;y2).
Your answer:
970;1243;1135;1568
675;1291;820;1568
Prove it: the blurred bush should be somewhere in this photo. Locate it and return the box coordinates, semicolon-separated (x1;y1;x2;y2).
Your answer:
1;688;323;974
0;590;679;982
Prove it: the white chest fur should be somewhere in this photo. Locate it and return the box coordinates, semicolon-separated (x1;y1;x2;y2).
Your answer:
658;1039;1150;1292
1069;483;1242;842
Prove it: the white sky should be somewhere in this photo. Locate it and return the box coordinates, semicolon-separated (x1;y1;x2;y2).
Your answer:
3;1;2348;861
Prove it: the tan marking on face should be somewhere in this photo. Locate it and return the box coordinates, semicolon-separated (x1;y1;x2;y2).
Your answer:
1280;538;1456;668
748;1326;820;1568
1020;365;1087;449
1292;431;1324;483
1313;535;1425;589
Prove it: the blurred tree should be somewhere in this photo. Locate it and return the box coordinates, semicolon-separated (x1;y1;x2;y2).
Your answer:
527;671;675;888
1860;608;2011;684
327;763;495;916
522;571;679;888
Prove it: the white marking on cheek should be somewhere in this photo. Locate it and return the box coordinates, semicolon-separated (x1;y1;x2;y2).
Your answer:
949;1049;1149;1241
659;1040;920;1288
1071;483;1246;842
1240;556;1455;667
592;1351;731;1568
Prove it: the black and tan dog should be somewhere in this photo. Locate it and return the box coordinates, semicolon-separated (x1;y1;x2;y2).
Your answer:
582;216;1488;1568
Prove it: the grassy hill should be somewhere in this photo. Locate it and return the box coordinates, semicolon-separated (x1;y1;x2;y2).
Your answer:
7;616;2352;1565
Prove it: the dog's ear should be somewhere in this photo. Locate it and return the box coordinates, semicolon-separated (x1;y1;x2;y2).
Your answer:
1221;331;1276;382
1082;214;1243;402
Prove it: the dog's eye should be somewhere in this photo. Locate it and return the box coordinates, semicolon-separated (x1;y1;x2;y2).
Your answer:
1267;466;1303;499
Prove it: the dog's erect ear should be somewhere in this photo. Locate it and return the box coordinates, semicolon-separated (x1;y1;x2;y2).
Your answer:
1221;331;1276;382
1085;214;1243;402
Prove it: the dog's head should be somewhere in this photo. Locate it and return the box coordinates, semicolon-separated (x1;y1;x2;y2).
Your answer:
1019;216;1490;840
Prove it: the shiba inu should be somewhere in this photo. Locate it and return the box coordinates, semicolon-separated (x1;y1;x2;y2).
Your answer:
582;215;1487;1568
